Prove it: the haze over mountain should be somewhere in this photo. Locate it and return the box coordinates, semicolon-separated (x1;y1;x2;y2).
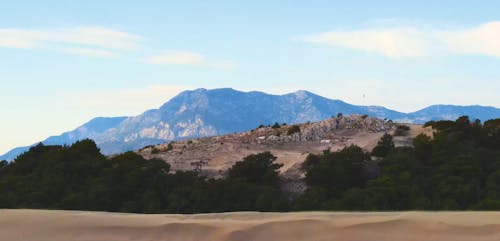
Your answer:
2;88;499;161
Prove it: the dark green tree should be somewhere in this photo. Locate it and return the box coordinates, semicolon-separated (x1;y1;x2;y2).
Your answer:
305;145;369;197
228;152;282;186
371;133;395;157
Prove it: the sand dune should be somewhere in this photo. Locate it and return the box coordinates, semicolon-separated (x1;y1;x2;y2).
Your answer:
1;210;499;241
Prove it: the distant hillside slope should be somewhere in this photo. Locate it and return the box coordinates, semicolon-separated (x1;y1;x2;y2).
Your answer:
405;105;500;123
0;117;127;160
2;88;499;160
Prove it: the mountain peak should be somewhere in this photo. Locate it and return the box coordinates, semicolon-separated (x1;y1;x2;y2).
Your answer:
2;88;499;161
192;87;239;93
292;90;312;98
294;89;311;94
192;88;208;92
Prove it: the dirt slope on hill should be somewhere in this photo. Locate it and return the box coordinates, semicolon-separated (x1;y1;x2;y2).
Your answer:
138;115;431;181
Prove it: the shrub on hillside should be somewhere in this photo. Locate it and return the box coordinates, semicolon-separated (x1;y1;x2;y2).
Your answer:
394;125;410;136
287;125;301;135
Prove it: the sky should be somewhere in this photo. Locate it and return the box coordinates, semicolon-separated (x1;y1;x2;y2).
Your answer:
1;0;499;154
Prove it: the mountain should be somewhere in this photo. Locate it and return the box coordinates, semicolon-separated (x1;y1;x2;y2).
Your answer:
0;117;127;161
2;88;499;160
405;105;500;123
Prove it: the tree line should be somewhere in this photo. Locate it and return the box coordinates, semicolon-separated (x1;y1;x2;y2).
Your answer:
0;116;498;212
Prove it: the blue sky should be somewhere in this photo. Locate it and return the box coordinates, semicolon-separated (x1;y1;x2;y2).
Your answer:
1;0;499;154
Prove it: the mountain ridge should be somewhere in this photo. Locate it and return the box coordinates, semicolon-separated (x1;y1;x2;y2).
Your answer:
2;88;499;160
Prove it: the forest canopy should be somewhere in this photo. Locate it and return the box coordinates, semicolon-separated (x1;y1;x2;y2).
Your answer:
0;116;499;213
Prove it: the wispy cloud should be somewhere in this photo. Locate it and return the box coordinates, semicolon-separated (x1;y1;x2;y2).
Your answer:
0;26;236;66
439;21;500;58
0;26;142;57
61;47;118;58
303;28;429;58
301;21;500;58
142;50;235;68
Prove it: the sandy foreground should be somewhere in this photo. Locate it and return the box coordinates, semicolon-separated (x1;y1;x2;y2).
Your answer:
0;210;499;241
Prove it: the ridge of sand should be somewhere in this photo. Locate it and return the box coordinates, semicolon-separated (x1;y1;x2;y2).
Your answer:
1;209;498;241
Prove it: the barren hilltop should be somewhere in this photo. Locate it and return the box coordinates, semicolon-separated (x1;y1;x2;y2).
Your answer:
138;115;432;183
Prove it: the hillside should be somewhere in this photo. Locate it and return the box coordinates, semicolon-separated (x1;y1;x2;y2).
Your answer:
1;116;498;212
138;115;431;191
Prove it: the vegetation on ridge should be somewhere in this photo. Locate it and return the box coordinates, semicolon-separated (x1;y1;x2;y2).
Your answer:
0;116;499;212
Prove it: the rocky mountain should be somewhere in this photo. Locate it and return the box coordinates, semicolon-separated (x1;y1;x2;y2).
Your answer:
2;88;499;160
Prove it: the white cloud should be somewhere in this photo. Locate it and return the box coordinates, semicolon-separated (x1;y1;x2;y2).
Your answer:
302;21;500;58
303;28;429;58
439;21;500;58
0;26;237;66
142;50;235;68
57;27;142;50
0;26;142;57
61;47;118;58
0;29;42;49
